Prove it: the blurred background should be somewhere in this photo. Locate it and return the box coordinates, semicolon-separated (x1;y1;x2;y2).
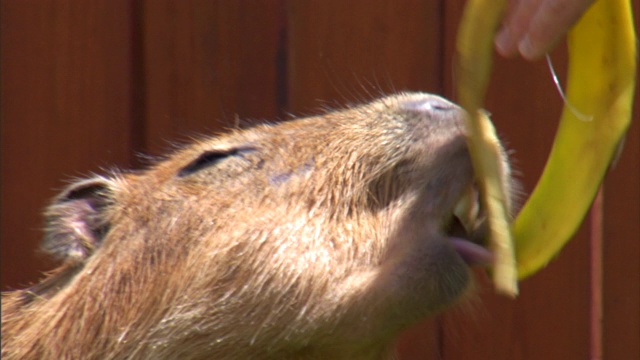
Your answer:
2;1;638;358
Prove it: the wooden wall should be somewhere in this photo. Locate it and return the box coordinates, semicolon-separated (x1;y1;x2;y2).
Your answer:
2;1;638;358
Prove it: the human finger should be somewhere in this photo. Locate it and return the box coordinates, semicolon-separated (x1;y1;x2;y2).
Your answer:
517;0;595;59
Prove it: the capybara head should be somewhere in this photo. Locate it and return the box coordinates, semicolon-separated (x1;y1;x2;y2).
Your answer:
2;92;509;359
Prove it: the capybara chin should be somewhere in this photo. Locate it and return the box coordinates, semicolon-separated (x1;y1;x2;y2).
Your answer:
2;92;511;359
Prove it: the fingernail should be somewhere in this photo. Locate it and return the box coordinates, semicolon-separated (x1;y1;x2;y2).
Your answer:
494;28;512;56
518;35;537;60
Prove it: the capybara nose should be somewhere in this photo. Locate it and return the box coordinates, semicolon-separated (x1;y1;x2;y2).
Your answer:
398;94;459;113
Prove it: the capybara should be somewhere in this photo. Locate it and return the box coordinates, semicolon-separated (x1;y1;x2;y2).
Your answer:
2;92;511;359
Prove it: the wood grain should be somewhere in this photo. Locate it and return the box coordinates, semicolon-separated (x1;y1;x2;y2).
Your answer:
287;0;443;114
140;0;285;155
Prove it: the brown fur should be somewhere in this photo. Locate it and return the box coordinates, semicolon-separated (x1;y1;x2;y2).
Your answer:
2;93;510;359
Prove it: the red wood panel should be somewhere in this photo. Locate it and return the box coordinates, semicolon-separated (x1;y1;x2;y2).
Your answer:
286;0;443;114
1;1;134;290
140;0;285;155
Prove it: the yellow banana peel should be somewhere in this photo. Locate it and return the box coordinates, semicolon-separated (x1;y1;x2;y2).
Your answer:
513;0;637;279
456;0;518;296
456;0;637;293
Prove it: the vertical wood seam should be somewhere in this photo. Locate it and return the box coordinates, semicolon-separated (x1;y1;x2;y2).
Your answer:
590;188;604;360
438;0;448;358
436;0;446;96
130;0;147;163
276;0;289;118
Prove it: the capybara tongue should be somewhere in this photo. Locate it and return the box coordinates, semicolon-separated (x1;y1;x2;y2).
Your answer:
451;237;494;266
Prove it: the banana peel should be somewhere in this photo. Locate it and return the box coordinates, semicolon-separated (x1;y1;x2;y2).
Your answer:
457;0;518;296
513;0;637;279
456;0;637;294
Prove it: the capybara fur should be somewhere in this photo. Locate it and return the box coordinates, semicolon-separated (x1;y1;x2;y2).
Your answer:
2;93;511;359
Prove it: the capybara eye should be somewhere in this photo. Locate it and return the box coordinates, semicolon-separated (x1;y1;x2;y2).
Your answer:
178;149;238;177
178;146;258;177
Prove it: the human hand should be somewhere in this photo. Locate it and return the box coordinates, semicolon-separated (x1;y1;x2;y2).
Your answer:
494;0;595;60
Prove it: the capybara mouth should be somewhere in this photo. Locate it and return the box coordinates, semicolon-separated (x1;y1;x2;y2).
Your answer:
446;183;493;266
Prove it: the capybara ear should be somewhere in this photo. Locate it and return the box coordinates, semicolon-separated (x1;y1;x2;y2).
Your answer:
42;176;115;263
